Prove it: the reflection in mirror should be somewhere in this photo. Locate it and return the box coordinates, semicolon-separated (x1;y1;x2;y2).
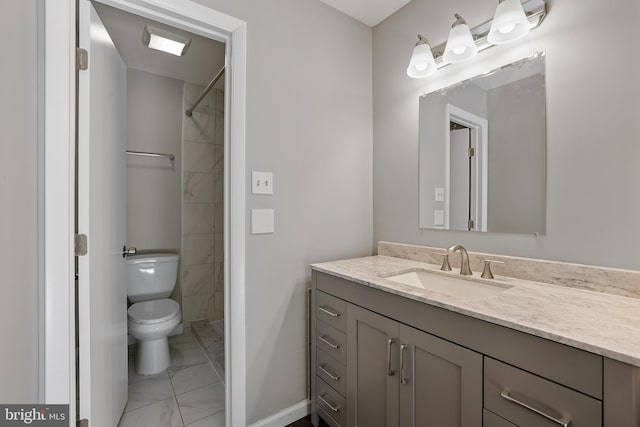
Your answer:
419;53;546;234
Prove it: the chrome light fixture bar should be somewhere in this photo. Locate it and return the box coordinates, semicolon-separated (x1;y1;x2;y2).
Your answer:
407;0;546;78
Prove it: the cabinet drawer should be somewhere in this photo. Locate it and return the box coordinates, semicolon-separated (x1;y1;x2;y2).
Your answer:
483;409;516;427
317;291;346;332
484;357;602;427
317;321;347;364
317;377;346;427
317;348;346;397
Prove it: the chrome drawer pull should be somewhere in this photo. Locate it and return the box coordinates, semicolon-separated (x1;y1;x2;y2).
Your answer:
318;394;340;413
400;344;408;385
319;365;340;381
318;306;341;317
319;335;340;350
501;391;571;427
387;338;396;376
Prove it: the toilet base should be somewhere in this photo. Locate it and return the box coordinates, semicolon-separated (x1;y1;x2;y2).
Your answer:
135;337;170;375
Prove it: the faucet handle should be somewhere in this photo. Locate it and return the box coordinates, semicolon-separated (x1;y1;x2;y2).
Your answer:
481;260;504;279
437;253;452;271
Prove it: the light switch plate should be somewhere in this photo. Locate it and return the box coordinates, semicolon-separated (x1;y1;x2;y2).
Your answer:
435;187;445;202
251;209;274;234
252;171;273;195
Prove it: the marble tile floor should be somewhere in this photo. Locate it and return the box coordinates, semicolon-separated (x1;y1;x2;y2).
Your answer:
118;332;225;427
191;319;225;380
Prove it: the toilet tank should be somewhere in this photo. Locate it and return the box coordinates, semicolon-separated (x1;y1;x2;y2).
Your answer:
126;253;179;303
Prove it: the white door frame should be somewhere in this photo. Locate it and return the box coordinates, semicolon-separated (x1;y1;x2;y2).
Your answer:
43;1;247;425
445;104;488;232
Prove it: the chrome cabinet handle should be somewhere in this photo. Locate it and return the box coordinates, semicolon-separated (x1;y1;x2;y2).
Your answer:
318;394;340;413
387;338;396;376
319;335;340;350
319;365;340;381
318;306;341;317
400;344;408;385
501;391;571;427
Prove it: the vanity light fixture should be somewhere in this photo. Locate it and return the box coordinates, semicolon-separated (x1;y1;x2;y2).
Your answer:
406;35;437;78
443;14;478;64
142;25;191;57
487;0;531;45
406;0;546;79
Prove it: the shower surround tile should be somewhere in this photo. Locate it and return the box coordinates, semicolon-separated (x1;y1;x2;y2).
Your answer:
183;292;215;325
214;146;224;175
213;175;223;204
184;83;215;115
182;264;215;297
183;110;215;143
183;173;215;203
181;83;224;328
214;116;224;145
213;204;223;233
215;89;224;117
182;234;214;266
184;141;216;173
183;204;215;235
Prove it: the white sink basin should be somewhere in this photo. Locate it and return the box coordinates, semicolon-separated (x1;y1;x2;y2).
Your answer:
382;269;511;300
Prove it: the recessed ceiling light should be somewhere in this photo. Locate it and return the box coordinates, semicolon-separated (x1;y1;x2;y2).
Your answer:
142;25;191;57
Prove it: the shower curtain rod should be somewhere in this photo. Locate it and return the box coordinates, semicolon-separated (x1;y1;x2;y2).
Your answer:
185;65;226;117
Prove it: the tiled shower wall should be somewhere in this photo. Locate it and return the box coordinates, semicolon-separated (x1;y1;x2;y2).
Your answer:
181;82;224;327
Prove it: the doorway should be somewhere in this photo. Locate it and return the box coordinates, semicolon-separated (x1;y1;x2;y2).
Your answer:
445;104;488;232
42;0;247;425
80;1;229;425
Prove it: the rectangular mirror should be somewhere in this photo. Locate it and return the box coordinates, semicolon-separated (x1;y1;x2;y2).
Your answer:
419;53;546;234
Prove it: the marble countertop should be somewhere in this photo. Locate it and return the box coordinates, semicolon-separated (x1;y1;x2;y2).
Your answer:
311;255;640;367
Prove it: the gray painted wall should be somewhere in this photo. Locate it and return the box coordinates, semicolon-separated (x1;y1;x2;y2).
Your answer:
127;69;184;307
373;0;640;270
192;0;373;422
126;69;183;253
0;0;39;402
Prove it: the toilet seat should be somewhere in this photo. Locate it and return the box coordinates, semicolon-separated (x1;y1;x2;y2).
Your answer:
128;299;180;325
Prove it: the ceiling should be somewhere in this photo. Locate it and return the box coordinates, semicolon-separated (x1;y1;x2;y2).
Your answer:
318;0;411;26
93;2;226;88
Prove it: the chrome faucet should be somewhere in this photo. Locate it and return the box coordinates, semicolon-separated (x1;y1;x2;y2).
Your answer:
448;244;472;276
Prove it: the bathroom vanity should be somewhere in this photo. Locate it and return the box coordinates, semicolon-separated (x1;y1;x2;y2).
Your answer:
310;243;640;427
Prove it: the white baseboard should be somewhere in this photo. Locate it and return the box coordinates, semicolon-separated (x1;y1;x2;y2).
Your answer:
248;399;310;427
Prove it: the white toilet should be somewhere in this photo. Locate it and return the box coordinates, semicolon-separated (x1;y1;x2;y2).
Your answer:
126;253;182;375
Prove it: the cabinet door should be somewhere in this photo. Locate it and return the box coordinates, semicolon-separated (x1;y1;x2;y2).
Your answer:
347;304;400;427
399;324;482;427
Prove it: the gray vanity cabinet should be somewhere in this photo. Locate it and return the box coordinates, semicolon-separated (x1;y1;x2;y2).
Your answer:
346;304;399;427
311;270;640;427
346;303;482;427
398;324;482;427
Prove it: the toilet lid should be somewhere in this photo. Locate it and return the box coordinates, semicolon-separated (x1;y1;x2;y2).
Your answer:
128;299;180;324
